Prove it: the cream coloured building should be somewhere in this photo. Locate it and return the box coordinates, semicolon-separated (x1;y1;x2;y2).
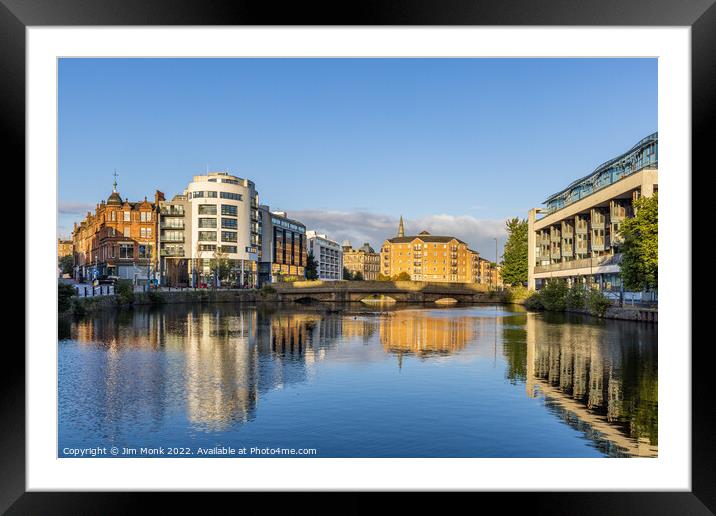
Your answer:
527;132;658;291
185;171;260;286
380;217;481;283
342;241;380;280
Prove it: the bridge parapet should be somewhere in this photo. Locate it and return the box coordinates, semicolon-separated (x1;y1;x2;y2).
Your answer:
270;280;493;304
271;280;490;294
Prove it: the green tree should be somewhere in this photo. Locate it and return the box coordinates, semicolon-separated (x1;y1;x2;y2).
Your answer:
620;193;658;290
305;252;319;280
115;279;135;305
210;249;232;284
353;271;364;281
500;217;528;286
343;267;353;280
565;282;587;310
539;279;568;311
58;283;76;313
393;272;411;281
58;255;74;275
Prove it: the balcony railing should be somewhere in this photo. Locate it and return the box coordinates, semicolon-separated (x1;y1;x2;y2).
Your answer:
161;221;185;229
534;253;622;274
160;207;185;216
160;235;185;242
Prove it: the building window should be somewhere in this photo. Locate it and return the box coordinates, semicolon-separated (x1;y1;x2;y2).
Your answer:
198;204;217;215
119;243;133;259
207;191;217;198
123;211;130;222
162;230;183;242
220;192;242;201
198;244;216;252
221;231;237;242
221;204;237;216
123;227;130;238
221;218;237;229
198;218;217;228
140;227;152;239
140;211;152;222
198;231;216;241
220;245;237;254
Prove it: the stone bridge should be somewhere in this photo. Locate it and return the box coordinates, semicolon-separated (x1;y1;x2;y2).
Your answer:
271;280;494;304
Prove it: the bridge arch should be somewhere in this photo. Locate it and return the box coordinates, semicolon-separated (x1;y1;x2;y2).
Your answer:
293;296;325;305
359;294;398;304
434;297;459;304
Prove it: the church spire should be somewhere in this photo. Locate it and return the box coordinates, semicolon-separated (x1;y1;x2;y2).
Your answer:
398;215;405;237
112;169;119;193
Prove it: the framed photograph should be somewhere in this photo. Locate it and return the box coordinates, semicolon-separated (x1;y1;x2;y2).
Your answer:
6;0;712;511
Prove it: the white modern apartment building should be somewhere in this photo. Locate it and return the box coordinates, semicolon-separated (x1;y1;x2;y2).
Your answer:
306;231;342;281
527;133;658;291
184;171;260;287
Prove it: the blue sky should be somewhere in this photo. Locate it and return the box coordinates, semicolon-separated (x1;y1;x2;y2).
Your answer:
58;58;657;256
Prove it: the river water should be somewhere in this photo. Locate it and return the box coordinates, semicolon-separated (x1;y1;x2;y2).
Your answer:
58;303;657;458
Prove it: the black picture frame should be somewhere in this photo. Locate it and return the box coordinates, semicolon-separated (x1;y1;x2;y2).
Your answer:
3;0;712;512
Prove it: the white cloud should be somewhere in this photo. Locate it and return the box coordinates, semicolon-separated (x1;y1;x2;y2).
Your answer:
288;209;508;257
59;201;95;215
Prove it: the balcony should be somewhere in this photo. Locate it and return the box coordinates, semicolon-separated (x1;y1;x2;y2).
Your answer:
534;253;622;274
160;235;185;243
160;207;185;216
161;249;185;257
161;221;184;229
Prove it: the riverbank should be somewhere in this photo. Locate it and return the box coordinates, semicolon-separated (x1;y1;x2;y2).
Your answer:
62;288;271;315
59;285;656;323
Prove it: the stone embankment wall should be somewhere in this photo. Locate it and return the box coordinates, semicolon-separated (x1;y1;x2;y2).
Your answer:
65;286;656;323
65;289;276;315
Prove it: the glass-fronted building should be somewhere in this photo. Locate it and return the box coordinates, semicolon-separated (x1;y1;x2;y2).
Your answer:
527;132;658;291
258;206;307;285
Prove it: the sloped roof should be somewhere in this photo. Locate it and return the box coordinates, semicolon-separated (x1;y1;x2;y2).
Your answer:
385;234;465;245
106;191;123;206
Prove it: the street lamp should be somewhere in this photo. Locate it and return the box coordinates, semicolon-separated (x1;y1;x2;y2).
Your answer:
146;245;152;290
494;237;498;290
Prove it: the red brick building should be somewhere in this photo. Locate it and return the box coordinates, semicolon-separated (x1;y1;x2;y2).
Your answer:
72;183;163;283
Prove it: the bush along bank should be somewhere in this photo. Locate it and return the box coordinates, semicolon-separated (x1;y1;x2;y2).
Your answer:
524;280;618;319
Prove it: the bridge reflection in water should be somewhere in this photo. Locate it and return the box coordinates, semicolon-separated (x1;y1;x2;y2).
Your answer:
60;304;656;457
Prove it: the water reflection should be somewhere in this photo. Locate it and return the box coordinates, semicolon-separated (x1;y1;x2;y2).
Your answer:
59;304;657;457
379;310;474;357
520;312;658;457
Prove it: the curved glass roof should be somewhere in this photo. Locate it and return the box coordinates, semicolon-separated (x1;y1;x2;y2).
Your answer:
543;132;658;214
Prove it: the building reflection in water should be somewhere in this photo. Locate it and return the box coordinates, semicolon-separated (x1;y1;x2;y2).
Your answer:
66;306;348;433
520;312;658;457
63;305;657;457
379;310;473;359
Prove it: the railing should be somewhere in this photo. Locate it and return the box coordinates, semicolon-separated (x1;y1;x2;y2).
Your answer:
534;253;622;274
161;221;185;229
74;284;115;297
160;208;185;216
